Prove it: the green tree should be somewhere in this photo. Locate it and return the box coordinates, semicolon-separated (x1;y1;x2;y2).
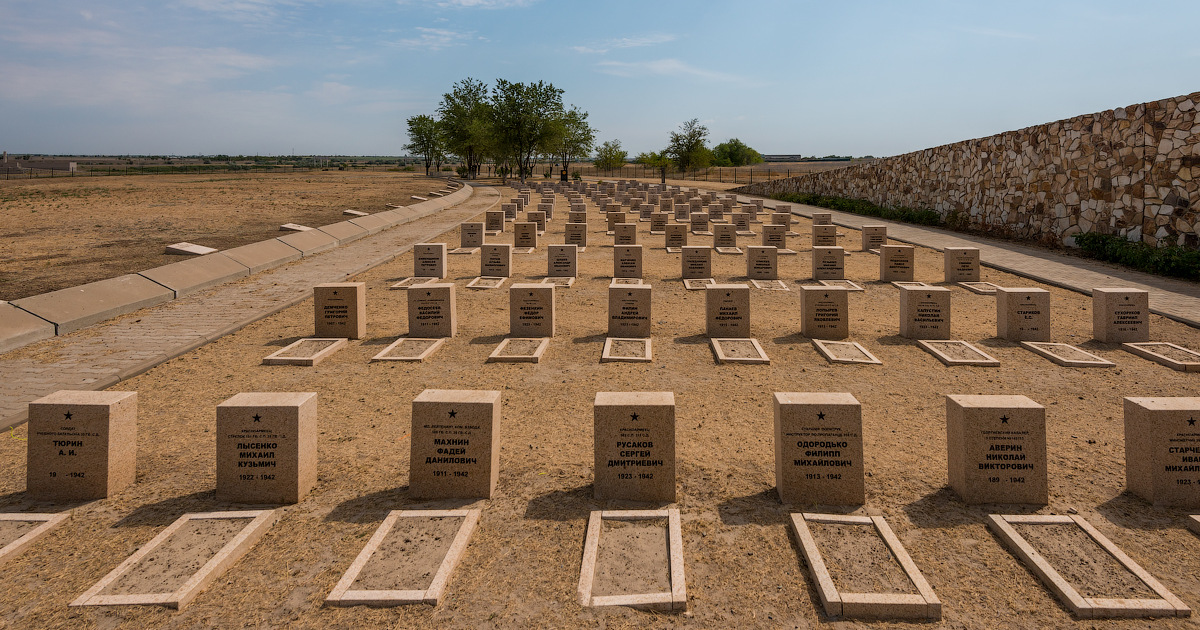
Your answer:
593;140;627;172
437;78;492;179
547;105;596;176
403;114;443;176
711;138;764;167
635;151;671;183
665;118;711;172
490;79;565;182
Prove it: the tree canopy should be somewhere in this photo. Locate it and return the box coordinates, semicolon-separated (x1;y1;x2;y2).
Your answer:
593;140;627;171
665;118;712;172
711;138;763;167
402;114;442;176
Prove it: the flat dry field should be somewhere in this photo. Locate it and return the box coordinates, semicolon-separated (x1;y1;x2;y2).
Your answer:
0;183;1198;628
0;171;450;300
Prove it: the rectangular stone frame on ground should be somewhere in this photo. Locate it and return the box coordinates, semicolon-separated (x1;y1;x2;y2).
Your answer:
371;337;446;362
601;338;653;363
1122;342;1200;372
960;281;1002;295
812;340;882;365
487;337;550;363
466;276;507;290
790;513;941;619
710;338;770;364
987;514;1191;618
818;279;864;292
577;509;686;612
751;279;789;291
389;277;437;290
0;512;70;566
918;340;1000;366
71;510;277;610
1189;515;1200;536
262;338;347;366
1020;342;1114;367
325;509;481;607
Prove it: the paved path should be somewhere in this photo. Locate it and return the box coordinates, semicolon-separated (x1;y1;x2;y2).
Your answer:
0;186;500;430
732;193;1200;328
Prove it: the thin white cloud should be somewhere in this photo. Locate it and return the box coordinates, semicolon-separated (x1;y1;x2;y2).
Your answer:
595;58;746;84
399;0;537;8
174;0;304;23
572;33;675;54
956;27;1034;40
391;26;474;51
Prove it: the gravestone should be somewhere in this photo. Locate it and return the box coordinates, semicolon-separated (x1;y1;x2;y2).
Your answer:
744;203;761;223
314;282;366;339
708;204;725;223
413;243;446;279
460;222;484;248
527;210;547;233
614;223;637;245
812;225;837;247
706;284;751;338
606;211;624;233
480;243;512;277
650;212;668;233
900;286;951;339
502;202;517;220
946;394;1047;504
639;203;654;221
733;212;753;235
565;223;588;248
538;202;554;219
771;212;791;228
26;390;137;501
408;284;456;337
514;222;538;249
1093;288;1150;343
879;245;915;282
608;284;652;338
762;224;790;251
943;247;980;283
996;287;1050;342
409;389;501;499
593;392;676;502
216;392;317;504
681;246;712;279
510;283;555;337
569;210;587;224
665;223;688;249
861;225;887;251
713;223;739;250
811;212;832;226
811;246;845;280
674;204;690;222
746;246;778;280
690;212;711;234
548;244;578;278
485;210;505;234
800;286;849;340
774;392;864;505
1124;397;1200;507
613;244;643;279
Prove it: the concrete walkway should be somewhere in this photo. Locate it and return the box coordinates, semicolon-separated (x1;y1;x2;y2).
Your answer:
0;185;500;429
734;193;1200;328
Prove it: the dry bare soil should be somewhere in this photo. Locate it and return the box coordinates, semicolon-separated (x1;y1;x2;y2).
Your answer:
0;181;1198;628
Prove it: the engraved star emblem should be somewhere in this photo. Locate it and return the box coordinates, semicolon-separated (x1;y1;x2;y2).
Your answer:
253;414;262;422
449;410;457;418
426;291;431;296
1026;296;1031;300
1189;417;1196;426
630;413;639;421
1124;296;1129;301
817;411;826;420
1000;415;1009;424
63;411;72;420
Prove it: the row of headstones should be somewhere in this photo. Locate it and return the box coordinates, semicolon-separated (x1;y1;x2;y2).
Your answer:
26;389;1199;508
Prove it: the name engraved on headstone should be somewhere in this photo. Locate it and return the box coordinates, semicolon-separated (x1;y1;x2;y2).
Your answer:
410;389;501;499
774;392;864;505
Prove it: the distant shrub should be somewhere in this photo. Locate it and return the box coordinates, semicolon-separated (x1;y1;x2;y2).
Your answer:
772;192;943;226
441;166;452;172
401;165;415;172
1073;232;1200;280
572;170;582;181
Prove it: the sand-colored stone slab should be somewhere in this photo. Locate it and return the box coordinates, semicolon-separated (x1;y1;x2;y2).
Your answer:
509;283;554;337
11;274;174;335
800;286;848;340
1124;397;1200;507
347;214;392;234
407;284;455;338
389;277;437;290
0;512;70;566
71;510;276;610
370;337;445;362
879;245;915;282
1020;342;1114;367
947;394;1046;504
1122;342;1200;372
710;338;769;364
960;281;1001;294
578;509;686;611
818;279;865;292
918;340;1000;366
27;390;137;501
812;340;882;365
593;392;676;502
316;220;370;244
750;279;789;291
774;393;864;505
487;337;549;363
466;276;507;290
705;284;750;338
601;338;652;363
943;247;981;282
219;238;303;274
164;242;217;256
277;230;338;256
997;287;1051;342
409;390;500;499
216;392;317;504
0;302;55;353
1092;288;1150;343
609;285;651;338
314;282;366;339
900;286;951;340
138;253;251;298
343;209;370;217
262;338;347;366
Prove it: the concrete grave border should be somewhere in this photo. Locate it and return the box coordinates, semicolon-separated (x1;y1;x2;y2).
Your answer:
609;278;643;286
812;340;883;365
715;247;742;255
818;279;865;292
710;338;770;365
262;338;347;366
370;337;445;362
72;509;276;610
577;508;686;611
987;514;1191;619
540;276;576;287
1122;342;1200;372
0;512;70;566
1021;342;1114;367
512;247;536;255
601;338;652;363
960;281;1002;294
466;276;507;290
891;281;929;289
487;337;549;363
449;247;479;255
750;279;789;291
917;340;1000;366
389;277;438;290
325;509;480;607
683;278;715;291
790;513;941;619
1188;515;1200;536
164;242;217;256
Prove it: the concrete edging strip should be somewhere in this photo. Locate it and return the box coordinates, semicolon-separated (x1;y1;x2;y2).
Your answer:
276;229;339;256
219;239;304;274
0;302;56;353
137;252;251;298
10;274;175;335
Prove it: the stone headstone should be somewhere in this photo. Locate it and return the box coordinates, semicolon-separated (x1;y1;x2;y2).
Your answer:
614;244;643;279
461;222;484;248
762;224;788;249
1123;397;1200;507
771;212;791;228
812;225;837;247
774;392;864;505
665;223;688;249
811;212;832;226
480;243;512;277
509;283;555;337
943;247;980;282
314;282;366;339
614;223;637;245
746;246;778;280
900;286;951;339
608;284;652;338
593;392;676;502
527;210;547;233
413;243;446;279
690;212;710;234
650;212;668;233
216;392;317;504
811;246;845;280
800;286;849;340
606;211;624;233
548;244;578;278
706;284;751;338
514;222;538;249
564;223;588;248
26;390;137;501
408;283;456;337
674;204;690;222
1092;288;1150;343
538;202;554;219
485;210;505;233
409;389;501;499
861;225;886;251
569;209;587;224
708;204;725;222
946;394;1047;504
733;212;752;233
879;245;915;282
502;203;517;220
681;245;711;279
996;287;1050;342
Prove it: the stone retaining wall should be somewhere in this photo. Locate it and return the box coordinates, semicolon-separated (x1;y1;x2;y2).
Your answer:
734;92;1200;247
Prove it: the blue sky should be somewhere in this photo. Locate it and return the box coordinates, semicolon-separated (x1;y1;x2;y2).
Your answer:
2;0;1197;158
